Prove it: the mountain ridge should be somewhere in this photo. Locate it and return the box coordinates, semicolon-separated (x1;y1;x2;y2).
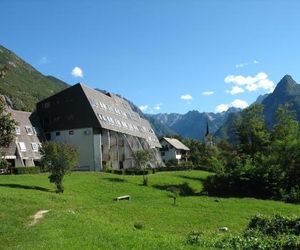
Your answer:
0;45;69;111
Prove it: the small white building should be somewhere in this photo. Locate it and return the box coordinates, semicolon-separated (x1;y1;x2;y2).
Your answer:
160;137;190;164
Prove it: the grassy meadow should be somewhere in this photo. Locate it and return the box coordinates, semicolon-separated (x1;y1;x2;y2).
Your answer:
0;170;299;249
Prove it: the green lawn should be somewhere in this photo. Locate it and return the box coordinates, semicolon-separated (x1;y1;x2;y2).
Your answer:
0;170;299;249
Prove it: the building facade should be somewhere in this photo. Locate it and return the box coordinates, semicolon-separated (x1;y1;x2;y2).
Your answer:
37;83;163;171
1;109;43;167
160;137;190;164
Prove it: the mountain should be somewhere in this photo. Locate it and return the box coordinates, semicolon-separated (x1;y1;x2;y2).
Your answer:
215;75;300;142
146;108;240;140
0;45;69;111
262;75;300;128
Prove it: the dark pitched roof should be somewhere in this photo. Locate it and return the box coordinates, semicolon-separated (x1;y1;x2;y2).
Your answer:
37;83;161;148
80;84;161;148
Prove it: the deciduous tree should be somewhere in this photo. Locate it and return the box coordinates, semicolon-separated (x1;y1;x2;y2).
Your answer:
41;142;78;193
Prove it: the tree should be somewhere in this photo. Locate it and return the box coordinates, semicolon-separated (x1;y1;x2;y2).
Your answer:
41;142;79;193
269;104;300;198
0;97;17;171
235;104;270;157
0;98;17;147
132;149;153;186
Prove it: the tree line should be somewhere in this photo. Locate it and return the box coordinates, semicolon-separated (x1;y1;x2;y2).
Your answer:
181;103;300;203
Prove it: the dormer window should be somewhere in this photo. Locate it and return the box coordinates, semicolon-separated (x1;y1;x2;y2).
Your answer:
15;126;21;135
25;126;33;135
33;127;38;135
31;143;39;152
18;142;26;152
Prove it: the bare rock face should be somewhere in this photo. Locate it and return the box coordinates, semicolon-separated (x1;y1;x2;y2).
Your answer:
4;95;14;109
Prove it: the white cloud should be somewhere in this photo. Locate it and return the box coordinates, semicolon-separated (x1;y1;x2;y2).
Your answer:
202;91;214;96
227;86;245;95
215;104;229;113
139;105;148;112
71;66;83;78
225;72;274;93
215;99;249;113
180;94;193;100
235;62;248;68
235;60;259;68
231;99;249;109
153;104;162;110
38;56;49;65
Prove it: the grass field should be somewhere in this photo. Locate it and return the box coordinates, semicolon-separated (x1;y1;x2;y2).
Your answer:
0;170;299;249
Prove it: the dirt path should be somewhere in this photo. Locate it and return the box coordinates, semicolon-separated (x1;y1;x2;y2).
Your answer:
28;210;50;226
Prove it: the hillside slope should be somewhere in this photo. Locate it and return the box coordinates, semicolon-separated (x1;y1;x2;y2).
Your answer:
0;45;69;111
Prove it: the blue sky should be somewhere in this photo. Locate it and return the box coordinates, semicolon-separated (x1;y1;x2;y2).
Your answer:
1;0;300;114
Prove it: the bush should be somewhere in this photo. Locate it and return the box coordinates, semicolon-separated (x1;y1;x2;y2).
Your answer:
179;161;193;167
105;168;154;176
14;166;40;174
166;159;178;167
134;222;144;230
212;214;300;249
248;214;300;236
186;231;202;245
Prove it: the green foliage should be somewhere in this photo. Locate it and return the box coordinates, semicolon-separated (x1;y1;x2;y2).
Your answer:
133;222;145;230
0;45;68;111
165;159;178;167
41;142;79;193
204;104;300;203
235;104;270;156
185;230;202;245
132;149;153;186
178;161;193;167
213;214;300;249
13;166;40;175
248;214;300;236
0;97;17;148
167;186;180;205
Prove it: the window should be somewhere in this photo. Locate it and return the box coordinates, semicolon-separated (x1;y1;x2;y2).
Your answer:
15;126;21;135
44;102;50;108
31;143;39;152
56;131;60;136
69;130;74;135
18;142;26;152
32;127;38;135
67;114;74;121
53;116;60;122
25;126;33;135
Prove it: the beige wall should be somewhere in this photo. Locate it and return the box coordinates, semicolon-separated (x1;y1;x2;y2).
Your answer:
50;127;96;171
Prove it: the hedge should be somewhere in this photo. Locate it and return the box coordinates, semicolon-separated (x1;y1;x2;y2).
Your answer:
106;169;155;175
14;166;40;175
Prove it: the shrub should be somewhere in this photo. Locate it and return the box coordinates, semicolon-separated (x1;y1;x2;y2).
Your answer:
14;166;40;174
212;214;300;249
106;168;154;176
248;214;300;236
166;159;178;167
186;231;202;245
179;161;193;167
134;222;144;230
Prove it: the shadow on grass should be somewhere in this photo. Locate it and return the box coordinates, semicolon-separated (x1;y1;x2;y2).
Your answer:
152;182;199;196
103;177;127;183
0;183;51;192
178;175;207;183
